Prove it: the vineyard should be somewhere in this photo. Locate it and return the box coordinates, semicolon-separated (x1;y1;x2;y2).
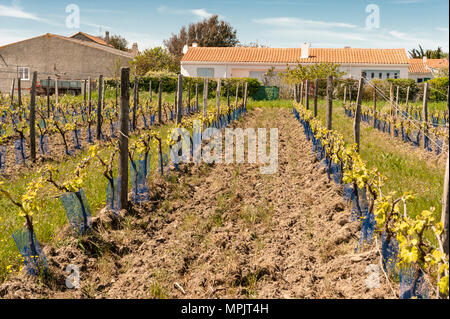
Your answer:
0;70;448;299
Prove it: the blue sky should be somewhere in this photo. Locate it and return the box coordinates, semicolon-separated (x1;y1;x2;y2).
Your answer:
0;0;448;52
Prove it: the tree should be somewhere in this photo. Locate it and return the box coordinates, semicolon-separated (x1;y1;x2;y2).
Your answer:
408;45;426;58
238;41;269;48
163;15;239;63
280;63;345;85
103;34;129;52
263;67;277;86
129;47;179;76
409;45;449;59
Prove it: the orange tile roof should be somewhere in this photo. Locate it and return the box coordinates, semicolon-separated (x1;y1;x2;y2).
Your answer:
181;47;410;64
425;58;448;69
70;32;110;47
409;64;428;74
408;58;449;74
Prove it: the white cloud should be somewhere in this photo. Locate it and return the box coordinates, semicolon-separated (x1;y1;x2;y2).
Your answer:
391;0;424;4
0;3;42;21
119;31;163;50
189;9;214;19
253;17;358;29
0;28;38;46
0;2;62;26
436;27;449;32
251;15;448;51
157;5;217;19
82;21;113;31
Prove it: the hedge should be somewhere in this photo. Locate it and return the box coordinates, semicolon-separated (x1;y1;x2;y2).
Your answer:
104;76;260;99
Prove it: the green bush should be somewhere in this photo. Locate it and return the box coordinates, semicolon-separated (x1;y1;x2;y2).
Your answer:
427;77;449;101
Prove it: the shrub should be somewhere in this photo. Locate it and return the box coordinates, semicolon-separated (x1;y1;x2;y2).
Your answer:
104;76;261;99
427;77;449;101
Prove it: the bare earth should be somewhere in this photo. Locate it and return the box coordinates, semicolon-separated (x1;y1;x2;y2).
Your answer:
0;107;394;299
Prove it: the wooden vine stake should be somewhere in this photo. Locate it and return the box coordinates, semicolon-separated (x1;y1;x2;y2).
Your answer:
326;76;333;130
243;82;248;109
343;85;347;105
305;79;310;110
442;84;449;255
17;78;21;109
176;74;183;125
10;78;15;104
149;79;152;103
133;76;139;131
227;80;230;107
293;84;297;103
29;71;37;162
313;79;318;117
389;83;394;116
395;86;400;111
203;78;208;118
216;78;221;117
88;77;92;115
442;149;449;255
82;79;87;106
188;82;191;113
47;77;51;117
300;82;304;105
55;78;59;106
422;82;429;149
97;74;103;140
405;86;410;115
195;83;199;112
118;67;130;211
353;77;364;152
373;84;377;126
158;79;162;124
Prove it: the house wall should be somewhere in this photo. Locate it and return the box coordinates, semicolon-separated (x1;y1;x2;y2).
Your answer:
181;62;410;82
0;35;132;94
408;72;433;83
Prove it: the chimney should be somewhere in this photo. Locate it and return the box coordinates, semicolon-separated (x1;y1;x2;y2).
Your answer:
105;31;110;43
301;42;310;59
132;42;139;56
192;42;198;48
423;56;427;64
344;46;351;49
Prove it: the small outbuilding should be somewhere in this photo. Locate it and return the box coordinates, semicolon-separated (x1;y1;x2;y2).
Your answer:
0;32;136;94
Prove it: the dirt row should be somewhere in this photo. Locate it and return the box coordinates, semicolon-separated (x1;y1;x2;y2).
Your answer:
0;107;394;299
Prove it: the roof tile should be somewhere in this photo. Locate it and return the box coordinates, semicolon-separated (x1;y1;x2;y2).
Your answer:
181;47;410;64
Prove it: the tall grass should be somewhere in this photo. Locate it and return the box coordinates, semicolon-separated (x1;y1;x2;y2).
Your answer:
314;98;445;221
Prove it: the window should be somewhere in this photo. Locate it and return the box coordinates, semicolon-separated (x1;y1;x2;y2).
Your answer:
386;73;390;79
371;73;375;79
424;78;430;82
394;73;398;79
379;73;382;79
362;71;367;78
18;67;29;81
197;68;214;78
417;78;423;83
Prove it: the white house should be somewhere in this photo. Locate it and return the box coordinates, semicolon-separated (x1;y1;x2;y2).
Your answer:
181;43;411;82
408;57;449;83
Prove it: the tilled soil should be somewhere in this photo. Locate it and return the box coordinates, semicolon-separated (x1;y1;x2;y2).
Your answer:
0;107;394;299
